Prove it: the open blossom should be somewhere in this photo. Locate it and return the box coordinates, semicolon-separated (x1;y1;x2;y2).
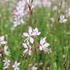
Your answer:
23;27;41;43
12;61;20;70
39;37;50;51
31;66;37;70
3;58;10;69
59;15;67;23
0;36;7;45
23;41;32;56
4;45;10;56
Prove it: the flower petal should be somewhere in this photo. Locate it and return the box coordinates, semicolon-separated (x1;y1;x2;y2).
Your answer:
29;27;32;35
28;50;32;56
23;32;29;37
0;36;4;42
37;32;41;35
23;43;28;48
40;37;46;45
43;43;50;48
29;37;34;44
39;46;43;51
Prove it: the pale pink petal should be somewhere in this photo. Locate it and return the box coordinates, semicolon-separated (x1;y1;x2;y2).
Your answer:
32;32;36;36
29;27;33;35
39;46;43;51
31;66;37;70
34;28;38;32
40;37;46;45
34;28;41;35
37;32;41;35
23;32;29;37
0;36;4;41
32;28;38;36
43;43;50;48
28;50;32;56
29;37;34;44
23;43;28;48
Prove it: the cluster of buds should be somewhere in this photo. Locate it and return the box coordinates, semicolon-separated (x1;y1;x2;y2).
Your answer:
23;26;51;56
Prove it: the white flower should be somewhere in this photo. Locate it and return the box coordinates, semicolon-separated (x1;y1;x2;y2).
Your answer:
3;58;10;69
39;37;50;51
23;27;33;37
12;61;20;70
32;28;41;36
59;15;67;23
4;45;10;56
23;41;32;56
23;27;41;43
31;66;37;70
0;36;7;45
